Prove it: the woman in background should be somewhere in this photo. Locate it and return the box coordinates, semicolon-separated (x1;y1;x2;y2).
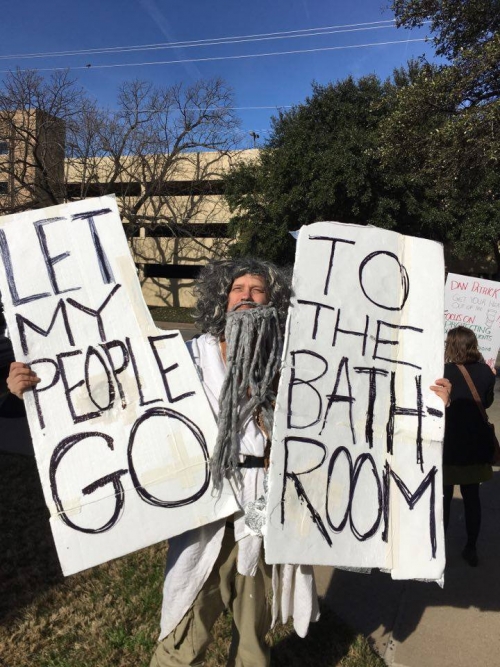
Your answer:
443;326;496;567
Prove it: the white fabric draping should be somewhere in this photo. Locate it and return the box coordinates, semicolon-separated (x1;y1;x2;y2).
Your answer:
158;334;319;640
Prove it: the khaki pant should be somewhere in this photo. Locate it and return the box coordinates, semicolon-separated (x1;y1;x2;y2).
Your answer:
151;526;272;667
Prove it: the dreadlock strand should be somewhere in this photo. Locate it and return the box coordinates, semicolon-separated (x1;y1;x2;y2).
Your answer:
211;305;283;492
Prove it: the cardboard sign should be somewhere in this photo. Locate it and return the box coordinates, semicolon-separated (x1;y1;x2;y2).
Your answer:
0;197;237;576
444;272;500;368
265;222;446;581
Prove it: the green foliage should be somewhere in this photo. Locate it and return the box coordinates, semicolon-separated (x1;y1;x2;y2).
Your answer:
0;451;383;667
225;158;295;263
392;0;500;58
226;2;499;269
148;305;195;323
225;75;423;262
385;0;500;270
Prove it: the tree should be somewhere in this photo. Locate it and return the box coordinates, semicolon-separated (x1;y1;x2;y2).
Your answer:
0;70;87;211
224;75;426;263
0;70;241;304
66;77;239;233
383;1;500;272
392;0;500;58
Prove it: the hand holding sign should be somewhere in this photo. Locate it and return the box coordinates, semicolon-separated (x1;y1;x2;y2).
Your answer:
430;377;452;407
7;361;41;398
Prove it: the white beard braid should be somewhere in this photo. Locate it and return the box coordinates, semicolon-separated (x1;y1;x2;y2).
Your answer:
211;303;283;492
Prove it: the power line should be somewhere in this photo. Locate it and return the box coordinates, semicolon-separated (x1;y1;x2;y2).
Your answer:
1;38;428;74
172;106;293;111
195;106;293;111
0;25;399;61
120;105;292;114
0;19;400;61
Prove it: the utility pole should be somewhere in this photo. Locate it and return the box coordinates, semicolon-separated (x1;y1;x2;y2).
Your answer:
249;131;259;148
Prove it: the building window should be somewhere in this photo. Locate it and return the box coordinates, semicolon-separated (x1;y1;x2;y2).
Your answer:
0;140;8;155
0;181;8;195
144;223;229;238
142;263;202;279
66;181;141;197
150;180;226;196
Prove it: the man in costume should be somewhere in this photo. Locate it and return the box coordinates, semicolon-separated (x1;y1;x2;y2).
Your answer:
5;258;319;666
5;257;319;666
150;258;319;667
6;257;452;666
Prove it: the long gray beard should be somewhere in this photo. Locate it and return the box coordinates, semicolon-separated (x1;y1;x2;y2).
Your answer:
211;303;283;492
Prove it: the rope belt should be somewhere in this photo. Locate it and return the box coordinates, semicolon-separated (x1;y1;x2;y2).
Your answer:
238;455;266;469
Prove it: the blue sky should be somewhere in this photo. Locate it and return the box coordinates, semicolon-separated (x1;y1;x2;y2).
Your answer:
1;0;436;147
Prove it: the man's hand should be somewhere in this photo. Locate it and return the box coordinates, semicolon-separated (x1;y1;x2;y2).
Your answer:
7;362;40;400
430;378;452;407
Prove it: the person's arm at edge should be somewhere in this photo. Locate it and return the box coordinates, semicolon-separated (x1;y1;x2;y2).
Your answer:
430;377;452;407
6;361;40;400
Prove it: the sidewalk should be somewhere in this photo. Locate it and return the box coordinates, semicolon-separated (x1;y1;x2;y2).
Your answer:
314;381;500;667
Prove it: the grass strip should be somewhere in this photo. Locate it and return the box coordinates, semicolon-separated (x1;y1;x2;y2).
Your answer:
0;452;384;667
148;306;195;324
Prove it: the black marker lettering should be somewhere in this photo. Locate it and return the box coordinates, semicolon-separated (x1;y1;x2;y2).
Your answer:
50;432;128;534
281;436;332;546
84;345;115;412
0;228;50;305
326;448;382;541
34;217;80;295
29;358;60;430
297;299;336;340
100;339;130;409
321;356;356;444
67;283;121;342
333;310;369;356
57;349;103;423
325;446;352;533
71;208;115;284
128;407;210;507
359;251;409;311
373;320;423;370
349;453;383;541
383;462;438;558
125;336;162;406
386;372;424;467
308;235;355;296
287;349;327;429
149;334;196;404
354;366;389;448
16;299;74;355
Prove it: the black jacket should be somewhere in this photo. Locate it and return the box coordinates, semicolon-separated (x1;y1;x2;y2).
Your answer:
443;362;496;465
0;392;26;418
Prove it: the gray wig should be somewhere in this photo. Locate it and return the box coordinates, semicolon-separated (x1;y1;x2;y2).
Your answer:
193;258;291;336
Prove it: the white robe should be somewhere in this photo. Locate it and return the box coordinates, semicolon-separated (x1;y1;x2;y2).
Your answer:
158;333;319;641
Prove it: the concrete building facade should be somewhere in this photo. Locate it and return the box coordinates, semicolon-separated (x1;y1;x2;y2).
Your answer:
0;109;257;307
